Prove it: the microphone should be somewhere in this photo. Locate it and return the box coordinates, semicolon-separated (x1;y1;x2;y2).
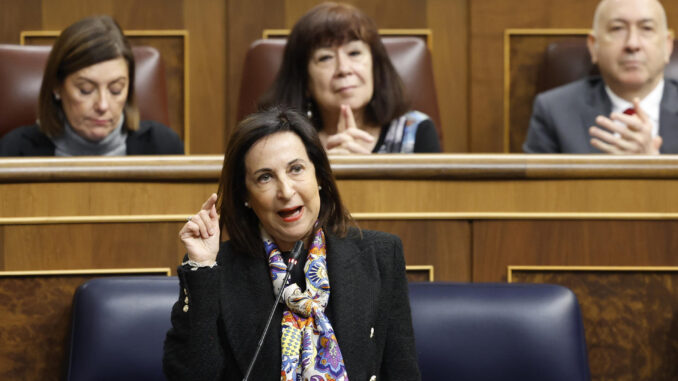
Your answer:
242;240;304;381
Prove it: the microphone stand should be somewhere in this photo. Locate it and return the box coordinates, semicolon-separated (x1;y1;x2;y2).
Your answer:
242;240;304;381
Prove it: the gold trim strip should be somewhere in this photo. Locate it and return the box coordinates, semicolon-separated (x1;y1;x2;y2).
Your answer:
352;212;678;220
405;265;434;282
502;28;590;153
0;215;190;225
20;30;189;42
0;267;171;277
19;30;191;154
507;265;678;283
183;31;191;154
5;212;678;225
505;28;591;36
262;28;433;49
503;30;511;153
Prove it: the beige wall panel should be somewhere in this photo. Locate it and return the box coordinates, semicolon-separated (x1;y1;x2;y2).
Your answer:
2;223;185;270
469;0;595;153
338;178;678;215
428;0;468;152
226;0;284;142
507;34;586;152
0;228;4;268
0;0;41;43
474;220;678;282
113;0;183;29
1;220;469;281
5;177;678;218
40;0;114;28
357;220;471;281
282;0;426;28
131;35;186;139
283;0;318;26
0;182;218;217
184;0;227;154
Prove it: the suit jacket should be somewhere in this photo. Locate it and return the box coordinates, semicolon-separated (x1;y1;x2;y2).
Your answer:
163;229;421;381
523;77;678;153
0;120;184;156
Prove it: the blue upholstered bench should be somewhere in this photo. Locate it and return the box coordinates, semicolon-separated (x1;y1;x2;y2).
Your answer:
66;278;590;380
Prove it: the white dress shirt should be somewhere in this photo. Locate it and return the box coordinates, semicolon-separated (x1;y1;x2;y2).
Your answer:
605;79;663;137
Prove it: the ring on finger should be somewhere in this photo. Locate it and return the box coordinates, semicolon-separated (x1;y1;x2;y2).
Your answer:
187;216;193;222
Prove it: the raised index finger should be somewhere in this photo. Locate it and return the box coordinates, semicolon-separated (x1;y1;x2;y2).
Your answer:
201;193;218;211
337;105;348;133
632;97;651;127
343;105;358;130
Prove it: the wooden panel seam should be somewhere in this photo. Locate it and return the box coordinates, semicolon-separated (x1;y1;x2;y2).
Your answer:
4;212;678;225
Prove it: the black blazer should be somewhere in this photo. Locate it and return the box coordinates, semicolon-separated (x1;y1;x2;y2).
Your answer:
0;120;184;156
163;229;421;381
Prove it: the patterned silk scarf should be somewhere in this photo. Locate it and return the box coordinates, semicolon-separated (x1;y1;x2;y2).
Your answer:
265;228;349;381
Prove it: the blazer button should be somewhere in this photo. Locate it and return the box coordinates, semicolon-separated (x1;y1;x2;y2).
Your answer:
369;376;376;381
183;305;189;313
370;327;374;338
184;296;189;304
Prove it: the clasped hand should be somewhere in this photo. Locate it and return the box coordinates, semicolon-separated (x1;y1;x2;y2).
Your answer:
324;104;375;154
589;98;662;155
179;193;220;264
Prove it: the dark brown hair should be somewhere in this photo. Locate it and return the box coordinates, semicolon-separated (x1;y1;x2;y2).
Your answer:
218;107;353;257
259;2;409;130
38;15;139;137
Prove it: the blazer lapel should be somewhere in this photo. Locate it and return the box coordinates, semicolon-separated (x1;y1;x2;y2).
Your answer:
581;78;611;153
659;80;678;153
326;232;380;378
220;252;282;379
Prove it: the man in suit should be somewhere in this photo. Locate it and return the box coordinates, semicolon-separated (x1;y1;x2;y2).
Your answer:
523;0;676;154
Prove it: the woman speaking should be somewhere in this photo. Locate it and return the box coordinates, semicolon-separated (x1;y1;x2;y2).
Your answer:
163;107;420;380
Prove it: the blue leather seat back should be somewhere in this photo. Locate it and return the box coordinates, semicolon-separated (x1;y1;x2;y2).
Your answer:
67;278;590;380
408;282;590;381
66;276;178;381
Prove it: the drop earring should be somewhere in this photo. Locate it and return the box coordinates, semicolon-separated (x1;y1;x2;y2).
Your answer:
53;92;61;101
318;185;322;190
244;201;250;208
306;101;313;119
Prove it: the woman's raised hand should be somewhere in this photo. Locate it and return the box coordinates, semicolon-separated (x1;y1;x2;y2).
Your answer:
179;193;220;264
325;104;375;154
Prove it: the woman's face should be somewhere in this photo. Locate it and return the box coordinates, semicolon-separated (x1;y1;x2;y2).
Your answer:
56;57;129;141
307;40;374;120
244;131;321;251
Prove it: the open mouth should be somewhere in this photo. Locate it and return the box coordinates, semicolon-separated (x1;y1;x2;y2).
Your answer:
278;206;303;222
